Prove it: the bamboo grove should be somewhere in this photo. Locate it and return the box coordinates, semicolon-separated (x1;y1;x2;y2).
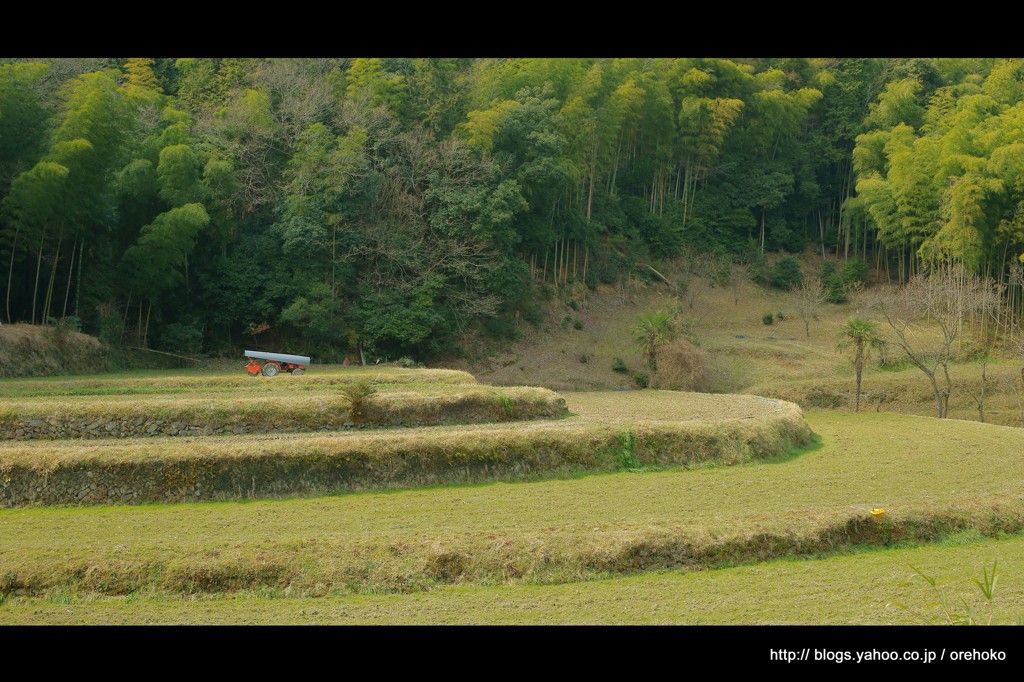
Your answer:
1;57;1023;360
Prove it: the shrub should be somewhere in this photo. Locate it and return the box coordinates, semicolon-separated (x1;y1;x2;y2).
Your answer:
611;357;628;373
522;305;544;326
738;240;770;285
819;262;848;303
341;380;377;422
599;259;618;284
584;271;599;290
52;316;82;332
770;257;804;290
482;317;521;341
631;370;649;388
842;257;870;287
568;300;579;311
617;431;642;470
776;311;785;321
711;259;732;287
573;319;584;330
804;386;844;408
158;323;204;357
763;313;774;325
652;339;713;392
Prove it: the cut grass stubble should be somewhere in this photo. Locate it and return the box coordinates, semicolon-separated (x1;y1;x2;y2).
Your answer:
2;412;1022;599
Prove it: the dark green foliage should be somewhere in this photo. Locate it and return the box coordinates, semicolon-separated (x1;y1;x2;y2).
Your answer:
776;312;785;321
482;317;521;342
819;259;868;304
158;322;203;356
842;257;870;286
770;257;804;290
611;357;628;373
738;239;770;285
2;57;973;361
819;262;848;303
521;304;544;326
573;319;584;330
630;370;649;388
763;313;774;325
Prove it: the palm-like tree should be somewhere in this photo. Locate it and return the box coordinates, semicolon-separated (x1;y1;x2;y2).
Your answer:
837;317;884;412
632;311;675;373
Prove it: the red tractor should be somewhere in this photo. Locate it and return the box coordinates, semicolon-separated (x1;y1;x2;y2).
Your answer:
243;350;311;377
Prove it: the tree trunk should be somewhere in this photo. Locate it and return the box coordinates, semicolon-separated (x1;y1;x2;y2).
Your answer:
74;239;83;318
42;231;63;324
978;355;987;422
854;343;863;412
62;238;76;319
143;301;152;347
5;224;19;324
759;208;766;252
31;230;45;325
582;246;588;290
925;370;943;418
940;361;953;419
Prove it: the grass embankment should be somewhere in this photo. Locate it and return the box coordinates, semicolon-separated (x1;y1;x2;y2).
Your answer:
0;392;808;506
0;367;567;439
1;412;1020;599
3;531;1019;624
0;323;109;378
0;366;478;398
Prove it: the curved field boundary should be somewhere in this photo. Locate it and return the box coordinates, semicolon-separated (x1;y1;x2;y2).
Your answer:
0;386;566;440
0;367;478;398
0;394;812;507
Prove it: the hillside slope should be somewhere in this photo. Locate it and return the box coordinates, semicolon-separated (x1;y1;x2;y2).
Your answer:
451;262;1024;427
0;324;108;378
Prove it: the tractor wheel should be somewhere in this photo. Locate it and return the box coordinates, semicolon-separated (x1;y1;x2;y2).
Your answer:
291;368;304;376
261;362;280;377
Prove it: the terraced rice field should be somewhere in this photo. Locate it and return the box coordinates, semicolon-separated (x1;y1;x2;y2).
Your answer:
2;366;1020;625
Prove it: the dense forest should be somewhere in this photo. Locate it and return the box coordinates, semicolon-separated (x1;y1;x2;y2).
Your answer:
1;57;1023;361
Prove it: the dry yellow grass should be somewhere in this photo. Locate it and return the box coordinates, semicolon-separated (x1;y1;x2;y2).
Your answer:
0;412;1020;599
457;263;1024;428
5;533;1020;624
0;323;108;378
562;390;783;422
0;383;567;439
0;392;810;506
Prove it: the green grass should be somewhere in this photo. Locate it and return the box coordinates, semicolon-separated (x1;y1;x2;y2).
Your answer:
1;412;1022;598
2;532;1021;624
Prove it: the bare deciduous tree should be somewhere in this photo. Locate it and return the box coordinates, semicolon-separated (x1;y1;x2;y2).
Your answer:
866;263;1000;419
678;247;729;309
962;280;1005;423
793;277;827;338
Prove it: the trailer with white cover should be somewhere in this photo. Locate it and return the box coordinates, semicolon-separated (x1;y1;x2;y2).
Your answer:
244;350;311;377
